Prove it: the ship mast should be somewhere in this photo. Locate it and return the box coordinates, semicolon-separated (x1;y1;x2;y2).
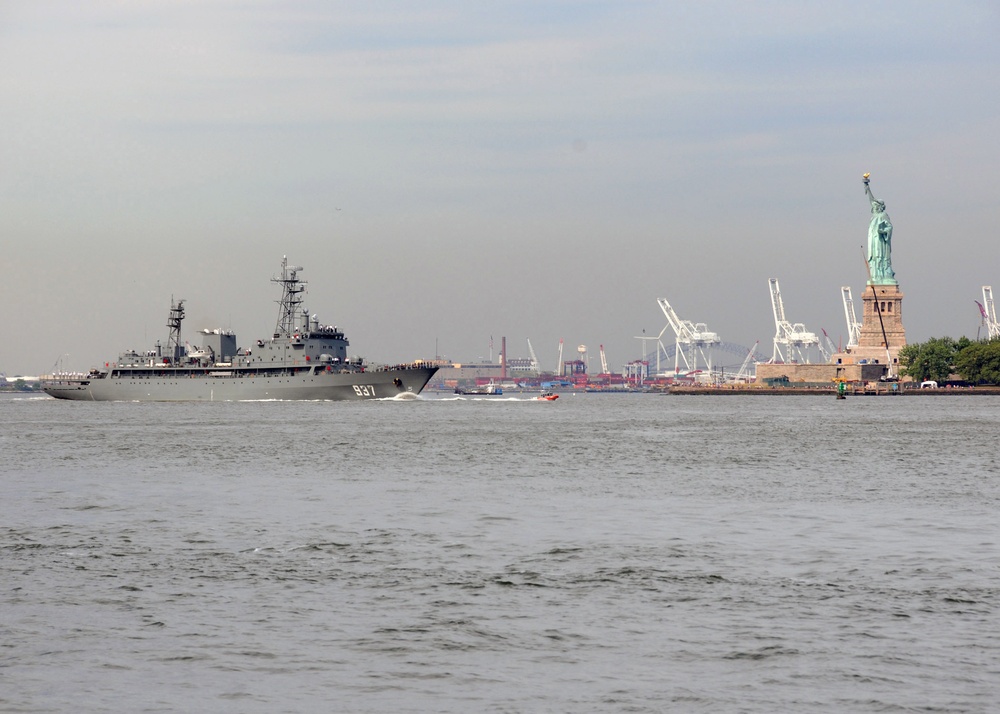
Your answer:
166;298;186;362
273;256;306;338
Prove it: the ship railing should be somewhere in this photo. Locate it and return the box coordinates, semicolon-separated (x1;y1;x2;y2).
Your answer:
41;372;91;381
369;362;434;372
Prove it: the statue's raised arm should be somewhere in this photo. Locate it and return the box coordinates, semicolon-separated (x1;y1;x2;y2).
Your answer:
863;175;879;209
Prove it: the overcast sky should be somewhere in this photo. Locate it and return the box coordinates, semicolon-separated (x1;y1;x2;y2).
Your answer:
3;1;999;376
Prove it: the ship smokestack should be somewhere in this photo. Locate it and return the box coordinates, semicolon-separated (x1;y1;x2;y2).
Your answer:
501;336;507;379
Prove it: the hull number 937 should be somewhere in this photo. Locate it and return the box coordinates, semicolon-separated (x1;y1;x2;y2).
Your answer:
353;385;376;397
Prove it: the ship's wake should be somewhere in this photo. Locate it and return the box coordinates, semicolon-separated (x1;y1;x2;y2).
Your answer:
444;396;557;402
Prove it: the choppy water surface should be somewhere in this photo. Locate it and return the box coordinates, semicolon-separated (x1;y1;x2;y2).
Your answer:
2;392;998;712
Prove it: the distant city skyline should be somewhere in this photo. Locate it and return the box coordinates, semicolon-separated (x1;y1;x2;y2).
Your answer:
3;1;1000;376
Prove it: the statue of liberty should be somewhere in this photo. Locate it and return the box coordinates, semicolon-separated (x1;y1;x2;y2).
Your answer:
863;174;896;285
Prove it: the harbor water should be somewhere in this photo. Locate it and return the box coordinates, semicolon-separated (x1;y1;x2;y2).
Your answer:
2;392;998;712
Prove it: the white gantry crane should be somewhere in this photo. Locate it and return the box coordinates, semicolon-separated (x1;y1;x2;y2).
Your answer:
768;278;821;363
979;286;1000;339
526;339;541;373
819;329;837;362
633;332;664;374
656;298;721;375
599;344;610;375
732;340;759;382
841;286;862;349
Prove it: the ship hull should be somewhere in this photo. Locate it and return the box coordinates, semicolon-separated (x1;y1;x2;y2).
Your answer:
42;367;437;402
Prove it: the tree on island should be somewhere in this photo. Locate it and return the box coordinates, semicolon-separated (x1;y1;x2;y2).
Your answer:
0;378;38;392
953;339;1000;384
899;337;1000;384
898;337;968;383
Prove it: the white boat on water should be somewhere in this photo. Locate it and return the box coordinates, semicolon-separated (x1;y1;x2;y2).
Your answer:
455;379;503;395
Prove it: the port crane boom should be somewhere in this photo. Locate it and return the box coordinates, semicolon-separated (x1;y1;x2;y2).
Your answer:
733;340;759;382
980;286;1000;339
768;278;820;363
527;339;540;373
841;286;861;349
656;298;721;375
819;329;837;362
633;331;665;374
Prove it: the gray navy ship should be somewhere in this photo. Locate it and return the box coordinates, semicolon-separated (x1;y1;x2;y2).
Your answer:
42;257;437;401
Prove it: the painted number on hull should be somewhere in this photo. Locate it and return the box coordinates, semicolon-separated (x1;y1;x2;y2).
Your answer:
353;385;376;397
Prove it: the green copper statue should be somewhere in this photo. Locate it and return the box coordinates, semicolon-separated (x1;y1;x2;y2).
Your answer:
863;173;896;285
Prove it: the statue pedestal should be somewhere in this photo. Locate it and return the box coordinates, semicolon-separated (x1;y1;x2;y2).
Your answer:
858;284;905;347
835;284;906;369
